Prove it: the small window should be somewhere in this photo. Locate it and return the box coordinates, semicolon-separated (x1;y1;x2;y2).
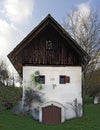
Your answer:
39;75;45;84
59;75;70;84
35;75;45;84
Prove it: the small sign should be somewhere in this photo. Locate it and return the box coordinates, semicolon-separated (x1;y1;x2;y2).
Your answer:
50;78;55;81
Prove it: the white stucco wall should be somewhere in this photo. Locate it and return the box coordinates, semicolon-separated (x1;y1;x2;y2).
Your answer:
23;66;82;121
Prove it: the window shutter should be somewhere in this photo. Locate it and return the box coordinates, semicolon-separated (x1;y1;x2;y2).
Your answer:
65;76;70;83
59;75;70;84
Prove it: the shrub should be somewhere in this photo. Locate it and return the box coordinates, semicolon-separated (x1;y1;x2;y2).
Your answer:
84;95;94;104
0;86;22;111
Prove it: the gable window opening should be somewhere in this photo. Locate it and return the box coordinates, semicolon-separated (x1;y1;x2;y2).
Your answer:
59;75;70;84
46;40;53;50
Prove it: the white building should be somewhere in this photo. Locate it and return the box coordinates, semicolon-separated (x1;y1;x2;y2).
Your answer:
8;14;89;124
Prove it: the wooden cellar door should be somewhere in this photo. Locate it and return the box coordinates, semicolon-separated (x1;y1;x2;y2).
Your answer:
42;105;61;124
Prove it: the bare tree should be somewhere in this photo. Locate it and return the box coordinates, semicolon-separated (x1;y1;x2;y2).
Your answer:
8;70;22;87
0;59;9;86
87;68;100;97
67;98;82;118
16;75;22;87
63;8;100;97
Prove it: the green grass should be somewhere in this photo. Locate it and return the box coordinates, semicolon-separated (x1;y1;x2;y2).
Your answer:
0;104;100;130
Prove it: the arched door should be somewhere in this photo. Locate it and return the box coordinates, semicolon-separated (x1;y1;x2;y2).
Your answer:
42;105;61;124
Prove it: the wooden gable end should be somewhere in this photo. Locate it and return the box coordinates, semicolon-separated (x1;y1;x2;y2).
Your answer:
8;14;90;77
18;24;81;66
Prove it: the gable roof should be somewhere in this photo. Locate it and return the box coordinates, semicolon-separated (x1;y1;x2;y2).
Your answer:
8;14;90;76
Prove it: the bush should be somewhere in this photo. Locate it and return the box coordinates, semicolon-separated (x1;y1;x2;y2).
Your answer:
84;95;94;104
0;86;22;111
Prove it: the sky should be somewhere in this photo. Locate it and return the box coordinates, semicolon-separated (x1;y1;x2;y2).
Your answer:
0;0;99;73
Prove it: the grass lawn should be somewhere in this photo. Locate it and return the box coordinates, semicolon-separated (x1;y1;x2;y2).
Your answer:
0;104;100;130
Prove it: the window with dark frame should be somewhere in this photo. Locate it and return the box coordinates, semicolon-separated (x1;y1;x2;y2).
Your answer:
34;75;45;84
59;75;70;84
39;75;45;84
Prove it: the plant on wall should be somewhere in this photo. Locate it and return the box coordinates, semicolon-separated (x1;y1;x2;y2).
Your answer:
52;84;57;89
22;70;45;119
23;87;44;118
24;88;43;108
31;70;40;86
67;98;82;117
30;70;43;90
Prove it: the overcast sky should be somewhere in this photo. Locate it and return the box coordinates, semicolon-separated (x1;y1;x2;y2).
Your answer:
0;0;99;72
